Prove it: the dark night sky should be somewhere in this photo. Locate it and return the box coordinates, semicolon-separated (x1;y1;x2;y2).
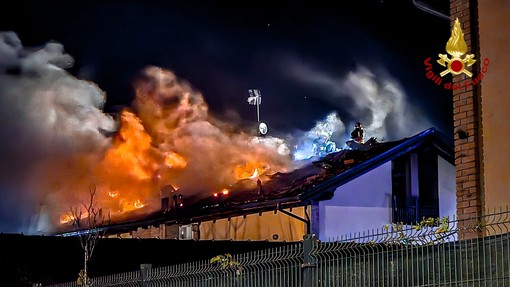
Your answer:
0;0;453;138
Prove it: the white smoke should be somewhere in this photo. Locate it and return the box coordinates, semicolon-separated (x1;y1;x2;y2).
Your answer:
0;31;115;152
0;31;116;233
293;112;345;160
285;57;431;142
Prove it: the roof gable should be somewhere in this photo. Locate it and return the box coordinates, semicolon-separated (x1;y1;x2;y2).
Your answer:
300;127;453;203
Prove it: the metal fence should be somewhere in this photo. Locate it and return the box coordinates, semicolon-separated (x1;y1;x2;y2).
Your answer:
49;208;510;287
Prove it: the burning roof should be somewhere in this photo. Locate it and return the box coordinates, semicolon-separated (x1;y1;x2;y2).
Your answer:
58;127;453;237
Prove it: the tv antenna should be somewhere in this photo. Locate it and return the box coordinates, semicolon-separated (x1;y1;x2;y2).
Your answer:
247;89;268;135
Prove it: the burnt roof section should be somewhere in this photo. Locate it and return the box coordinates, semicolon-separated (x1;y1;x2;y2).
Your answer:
59;127;453;237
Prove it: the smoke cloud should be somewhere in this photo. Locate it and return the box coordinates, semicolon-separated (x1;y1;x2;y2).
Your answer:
0;31;116;233
284;57;431;142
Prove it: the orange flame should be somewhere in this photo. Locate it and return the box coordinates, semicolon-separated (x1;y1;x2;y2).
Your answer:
214;189;229;197
165;152;187;169
134;199;145;209
120;199;146;213
59;214;76;224
56;66;293;227
100;110;158;180
108;191;119;198
249;169;259;180
59;212;89;224
93;109;159;217
234;162;266;181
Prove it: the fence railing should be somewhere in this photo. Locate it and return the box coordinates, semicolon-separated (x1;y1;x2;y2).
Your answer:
48;208;510;287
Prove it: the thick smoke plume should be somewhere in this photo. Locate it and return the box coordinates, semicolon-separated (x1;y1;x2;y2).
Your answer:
0;32;116;233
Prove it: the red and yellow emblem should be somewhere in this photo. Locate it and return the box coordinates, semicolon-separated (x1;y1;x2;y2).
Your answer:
437;18;476;77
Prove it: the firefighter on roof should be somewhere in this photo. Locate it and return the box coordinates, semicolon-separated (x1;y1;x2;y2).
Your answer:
350;122;365;144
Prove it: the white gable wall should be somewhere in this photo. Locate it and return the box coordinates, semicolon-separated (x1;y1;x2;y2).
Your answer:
318;161;392;241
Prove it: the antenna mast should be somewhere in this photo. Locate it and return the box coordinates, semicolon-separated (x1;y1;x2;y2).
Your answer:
247;89;267;135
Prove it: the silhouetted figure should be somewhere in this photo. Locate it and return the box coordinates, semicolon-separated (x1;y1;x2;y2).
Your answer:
350;122;365;144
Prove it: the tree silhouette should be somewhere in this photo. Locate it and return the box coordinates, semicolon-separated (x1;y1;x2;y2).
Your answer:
66;185;110;286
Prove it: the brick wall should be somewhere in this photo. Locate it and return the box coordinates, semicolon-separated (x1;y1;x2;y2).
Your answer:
450;0;484;237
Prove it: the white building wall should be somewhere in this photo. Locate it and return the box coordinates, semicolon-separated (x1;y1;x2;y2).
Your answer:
438;156;456;220
318;162;392;241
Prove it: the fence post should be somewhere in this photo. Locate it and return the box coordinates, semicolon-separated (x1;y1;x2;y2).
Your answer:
140;263;152;287
302;234;317;287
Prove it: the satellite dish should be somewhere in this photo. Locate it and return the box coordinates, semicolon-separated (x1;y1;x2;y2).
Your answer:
258;122;268;135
